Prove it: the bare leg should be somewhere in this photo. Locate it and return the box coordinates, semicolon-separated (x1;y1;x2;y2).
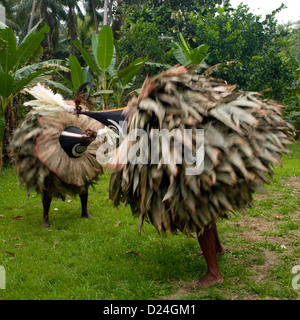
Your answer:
197;227;224;287
42;192;52;227
213;225;225;255
198;224;225;256
80;190;91;218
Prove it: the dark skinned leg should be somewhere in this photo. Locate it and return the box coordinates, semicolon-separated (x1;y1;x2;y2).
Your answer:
42;192;52;227
197;227;224;287
198;224;225;256
212;224;225;255
80;190;92;218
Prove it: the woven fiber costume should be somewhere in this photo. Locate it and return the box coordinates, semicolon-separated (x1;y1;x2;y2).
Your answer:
107;66;295;286
9;84;104;227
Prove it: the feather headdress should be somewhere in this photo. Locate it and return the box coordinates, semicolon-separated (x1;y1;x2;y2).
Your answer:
23;83;76;115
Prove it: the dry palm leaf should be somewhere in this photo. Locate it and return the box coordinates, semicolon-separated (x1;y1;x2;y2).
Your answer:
9;112;104;199
109;67;295;236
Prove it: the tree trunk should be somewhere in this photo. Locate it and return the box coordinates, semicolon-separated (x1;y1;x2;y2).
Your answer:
103;0;108;26
68;5;77;55
41;2;52;59
112;2;124;40
108;0;113;26
27;0;37;33
91;0;98;33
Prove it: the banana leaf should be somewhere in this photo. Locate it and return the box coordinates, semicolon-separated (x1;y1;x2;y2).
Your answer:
69;55;85;91
96;25;114;72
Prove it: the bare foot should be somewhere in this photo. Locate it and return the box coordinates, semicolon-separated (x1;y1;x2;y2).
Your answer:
81;211;93;218
198;271;224;288
43;219;50;227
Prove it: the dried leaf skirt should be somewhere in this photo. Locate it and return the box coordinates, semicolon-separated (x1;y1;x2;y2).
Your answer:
10;111;104;199
109;69;295;236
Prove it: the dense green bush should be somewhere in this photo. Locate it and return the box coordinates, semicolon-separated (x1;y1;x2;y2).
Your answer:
117;3;298;102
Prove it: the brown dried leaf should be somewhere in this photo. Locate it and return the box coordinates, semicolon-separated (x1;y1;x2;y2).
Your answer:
5;251;15;257
11;216;23;220
109;70;295;236
125;251;144;258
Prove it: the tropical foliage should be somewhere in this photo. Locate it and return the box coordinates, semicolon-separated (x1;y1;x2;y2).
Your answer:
172;32;209;68
49;25;147;109
0;21;63;170
74;25;147;109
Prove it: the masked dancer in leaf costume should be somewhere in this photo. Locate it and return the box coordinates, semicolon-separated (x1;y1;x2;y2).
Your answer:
103;66;294;287
9;84;104;227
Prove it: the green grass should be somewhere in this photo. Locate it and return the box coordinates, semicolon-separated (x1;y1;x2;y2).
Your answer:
0;142;299;300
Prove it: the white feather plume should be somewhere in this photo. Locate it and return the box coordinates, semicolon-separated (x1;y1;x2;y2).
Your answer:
24;83;76;115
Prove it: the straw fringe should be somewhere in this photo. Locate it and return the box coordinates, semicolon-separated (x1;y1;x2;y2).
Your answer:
10;112;104;198
109;68;295;236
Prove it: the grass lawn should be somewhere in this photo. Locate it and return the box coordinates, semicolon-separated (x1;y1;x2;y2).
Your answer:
0;142;299;300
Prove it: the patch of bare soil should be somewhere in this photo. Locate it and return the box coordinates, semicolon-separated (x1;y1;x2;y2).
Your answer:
250;249;277;282
156;280;200;300
237;217;291;246
159;177;300;300
160;286;192;300
231;176;299;293
282;176;300;191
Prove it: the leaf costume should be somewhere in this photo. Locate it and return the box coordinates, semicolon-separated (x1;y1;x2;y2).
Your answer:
108;67;295;235
9;84;104;200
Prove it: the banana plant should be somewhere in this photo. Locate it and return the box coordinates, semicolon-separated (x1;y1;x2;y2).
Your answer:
47;55;90;95
0;21;64;170
106;55;148;107
72;25;147;109
172;32;209;69
0;23;50;170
